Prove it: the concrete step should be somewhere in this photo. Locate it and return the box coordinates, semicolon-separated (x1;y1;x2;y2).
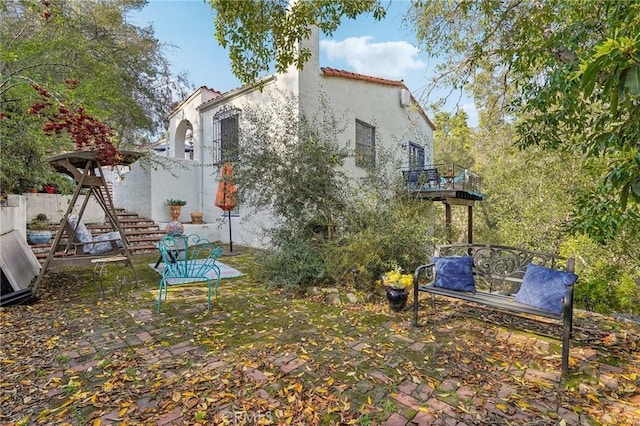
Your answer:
31;210;164;261
88;223;161;233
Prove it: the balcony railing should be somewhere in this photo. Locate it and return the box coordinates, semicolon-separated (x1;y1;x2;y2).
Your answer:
401;163;484;198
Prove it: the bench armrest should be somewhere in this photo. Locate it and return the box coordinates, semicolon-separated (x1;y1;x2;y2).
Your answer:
412;263;434;326
413;263;434;287
563;283;574;311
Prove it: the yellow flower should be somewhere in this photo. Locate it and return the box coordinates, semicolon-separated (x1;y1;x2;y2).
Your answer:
400;274;413;288
382;269;413;290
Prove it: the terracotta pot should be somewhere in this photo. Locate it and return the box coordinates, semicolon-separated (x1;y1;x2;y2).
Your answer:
169;205;182;221
190;211;203;224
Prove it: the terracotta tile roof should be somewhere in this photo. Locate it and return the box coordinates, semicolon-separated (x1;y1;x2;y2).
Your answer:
321;67;405;87
168;86;223;118
198;85;222;95
321;67;435;130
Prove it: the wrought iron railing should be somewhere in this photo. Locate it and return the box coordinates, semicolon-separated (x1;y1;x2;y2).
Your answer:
401;163;483;196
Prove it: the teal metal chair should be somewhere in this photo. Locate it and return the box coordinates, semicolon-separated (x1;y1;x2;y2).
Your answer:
156;234;223;312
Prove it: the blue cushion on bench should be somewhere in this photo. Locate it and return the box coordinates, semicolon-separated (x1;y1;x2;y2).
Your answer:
514;263;578;313
433;256;475;292
89;231;123;255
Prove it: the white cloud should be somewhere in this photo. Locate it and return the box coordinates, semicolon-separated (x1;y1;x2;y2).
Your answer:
320;36;426;80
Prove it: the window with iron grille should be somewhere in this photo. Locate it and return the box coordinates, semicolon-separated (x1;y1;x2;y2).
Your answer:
213;108;240;164
408;142;425;170
355;119;375;168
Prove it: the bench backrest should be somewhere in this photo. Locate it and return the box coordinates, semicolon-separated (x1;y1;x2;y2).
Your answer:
158;234;222;279
435;244;575;295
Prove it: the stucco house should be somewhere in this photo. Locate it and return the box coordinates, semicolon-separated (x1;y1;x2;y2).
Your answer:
113;28;435;249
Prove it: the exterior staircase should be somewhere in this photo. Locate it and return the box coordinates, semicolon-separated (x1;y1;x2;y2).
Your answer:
30;209;164;262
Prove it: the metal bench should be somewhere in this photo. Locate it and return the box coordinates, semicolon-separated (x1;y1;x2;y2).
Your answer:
156;234;223;312
412;244;577;375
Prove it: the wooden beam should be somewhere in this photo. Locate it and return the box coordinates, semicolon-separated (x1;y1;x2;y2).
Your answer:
445;203;452;243
443;197;475;206
468;205;473;244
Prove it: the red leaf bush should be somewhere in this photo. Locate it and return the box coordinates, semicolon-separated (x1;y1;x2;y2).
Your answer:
29;83;121;165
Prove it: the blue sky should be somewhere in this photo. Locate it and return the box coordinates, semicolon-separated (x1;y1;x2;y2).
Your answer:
128;0;477;125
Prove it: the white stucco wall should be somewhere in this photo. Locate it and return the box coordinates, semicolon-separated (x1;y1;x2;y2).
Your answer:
25;193;104;224
166;87;220;164
309;80;433;173
113;161;152;217
153;162;202;222
1;195;26;239
1;193;105;240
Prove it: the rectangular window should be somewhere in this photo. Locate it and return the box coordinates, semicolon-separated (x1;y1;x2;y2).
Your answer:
213;109;239;164
408;142;425;170
355;120;375;168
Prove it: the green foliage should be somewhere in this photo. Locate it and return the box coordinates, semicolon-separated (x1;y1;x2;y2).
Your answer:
436;99;640;316
1;0;184;193
573;269;640;316
406;0;640;243
259;229;328;293
207;0;639;311
164;198;187;206
28;214;50;230
233;91;351;291
235;91;435;291
570;184;639;245
432;109;474;167
560;235;640;316
235;91;351;242
209;0;386;84
324;195;438;288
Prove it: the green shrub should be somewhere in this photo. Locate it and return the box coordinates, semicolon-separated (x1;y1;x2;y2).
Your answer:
260;231;328;293
562;235;640;315
323;195;439;289
28;214;50;230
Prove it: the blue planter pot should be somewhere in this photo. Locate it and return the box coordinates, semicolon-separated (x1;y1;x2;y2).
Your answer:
27;231;52;245
386;287;408;312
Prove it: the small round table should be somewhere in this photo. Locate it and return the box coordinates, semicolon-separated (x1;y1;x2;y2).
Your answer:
91;256;129;297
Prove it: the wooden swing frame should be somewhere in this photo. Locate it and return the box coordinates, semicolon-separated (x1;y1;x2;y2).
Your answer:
31;151;142;296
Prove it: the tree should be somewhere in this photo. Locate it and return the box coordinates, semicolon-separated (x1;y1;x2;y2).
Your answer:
0;0;184;193
432;109;474;167
405;0;639;242
232;91;351;290
208;0;386;84
470;71;639;316
235;91;352;243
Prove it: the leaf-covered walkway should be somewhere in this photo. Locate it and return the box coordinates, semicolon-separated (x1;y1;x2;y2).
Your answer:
1;250;638;425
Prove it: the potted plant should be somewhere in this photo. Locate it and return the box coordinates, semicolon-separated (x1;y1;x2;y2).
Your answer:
164;198;187;221
27;213;52;245
381;268;413;312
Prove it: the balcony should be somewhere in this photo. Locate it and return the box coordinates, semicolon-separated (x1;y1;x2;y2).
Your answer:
402;163;485;202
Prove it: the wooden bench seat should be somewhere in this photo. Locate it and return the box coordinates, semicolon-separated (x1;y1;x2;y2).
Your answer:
412;244;577;375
